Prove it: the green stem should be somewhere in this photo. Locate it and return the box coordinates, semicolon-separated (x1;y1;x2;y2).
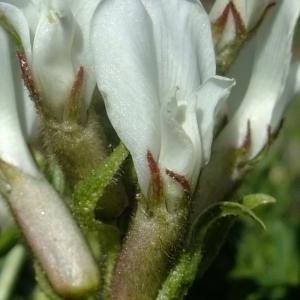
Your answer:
0;226;18;256
109;201;189;300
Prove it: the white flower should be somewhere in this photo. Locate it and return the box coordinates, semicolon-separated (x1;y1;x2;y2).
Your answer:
0;0;101;119
91;0;235;199
209;0;272;73
0;23;100;298
0;26;37;176
214;0;300;159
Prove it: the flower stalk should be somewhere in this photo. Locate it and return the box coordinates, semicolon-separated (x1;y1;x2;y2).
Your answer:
109;153;192;300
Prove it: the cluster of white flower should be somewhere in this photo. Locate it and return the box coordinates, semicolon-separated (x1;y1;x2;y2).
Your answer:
0;0;300;298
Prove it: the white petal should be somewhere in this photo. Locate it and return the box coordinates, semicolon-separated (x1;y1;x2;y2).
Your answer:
216;0;300;158
226;36;256;117
142;0;216;102
69;0;102;110
209;0;229;23
233;0;269;29
159;76;235;192
0;28;38;177
196;76;235;163
1;0;40;40
91;0;216;195
17;89;39;141
159;89;197;187
271;61;300;127
32;0;76;119
0;3;32;56
91;0;161;195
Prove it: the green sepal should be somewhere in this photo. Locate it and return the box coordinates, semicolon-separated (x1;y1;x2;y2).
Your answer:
157;200;271;300
192;202;266;245
73;142;128;229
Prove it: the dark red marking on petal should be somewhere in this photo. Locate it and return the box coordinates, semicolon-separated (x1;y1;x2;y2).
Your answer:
229;2;246;35
64;66;85;124
165;169;190;194
147;151;162;198
70;66;85;100
214;3;231;28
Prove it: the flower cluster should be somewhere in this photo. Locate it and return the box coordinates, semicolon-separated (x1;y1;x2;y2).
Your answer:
0;0;300;299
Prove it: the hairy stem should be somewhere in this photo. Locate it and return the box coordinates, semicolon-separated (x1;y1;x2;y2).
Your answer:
109;200;189;300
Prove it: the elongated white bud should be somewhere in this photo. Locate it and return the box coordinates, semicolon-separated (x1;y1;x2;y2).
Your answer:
0;160;100;298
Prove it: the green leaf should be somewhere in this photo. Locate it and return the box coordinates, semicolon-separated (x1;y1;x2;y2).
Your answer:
240;193;276;210
157;201;271;300
192;202;266;245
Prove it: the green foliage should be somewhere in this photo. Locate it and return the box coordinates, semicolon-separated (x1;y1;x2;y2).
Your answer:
157;197;274;300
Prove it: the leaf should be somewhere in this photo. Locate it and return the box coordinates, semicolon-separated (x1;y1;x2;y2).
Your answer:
240;193;276;210
157;201;272;300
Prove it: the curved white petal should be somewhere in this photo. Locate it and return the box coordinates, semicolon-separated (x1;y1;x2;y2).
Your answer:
0;3;32;56
216;0;300;158
226;36;256;117
18;89;39;140
196;76;235;163
91;0;217;196
233;0;269;29
1;0;40;39
0;28;38;177
160;76;235;191
271;61;300;126
91;0;161;195
69;0;102;110
141;0;216;101
210;0;229;23
32;0;76;119
159;89;197;187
